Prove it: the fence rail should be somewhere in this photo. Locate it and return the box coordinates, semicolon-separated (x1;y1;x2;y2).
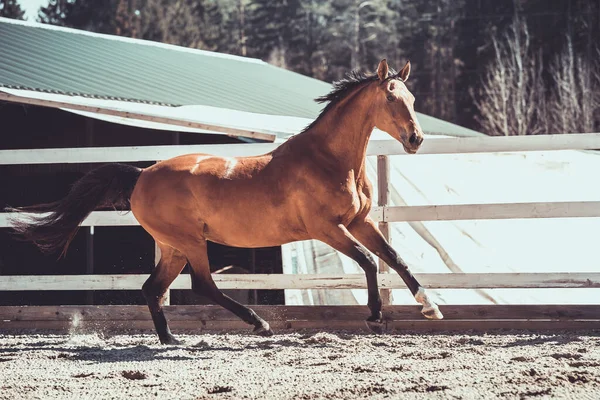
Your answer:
0;133;599;165
5;304;600;321
2;200;599;229
1;273;599;291
2;305;600;332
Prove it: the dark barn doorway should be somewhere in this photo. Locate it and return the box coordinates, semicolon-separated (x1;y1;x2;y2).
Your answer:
0;102;284;307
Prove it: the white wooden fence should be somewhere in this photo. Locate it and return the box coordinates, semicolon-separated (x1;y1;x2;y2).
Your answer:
1;133;600;331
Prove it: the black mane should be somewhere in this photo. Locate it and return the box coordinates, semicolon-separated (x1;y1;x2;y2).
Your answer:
301;67;397;133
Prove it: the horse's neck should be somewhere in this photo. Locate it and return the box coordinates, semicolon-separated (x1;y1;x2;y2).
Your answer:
308;86;374;173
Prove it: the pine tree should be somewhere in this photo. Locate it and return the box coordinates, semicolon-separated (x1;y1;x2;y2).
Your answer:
201;2;230;52
115;0;142;38
320;0;397;80
38;0;123;33
246;0;305;68
289;1;331;79
37;0;215;50
0;0;25;20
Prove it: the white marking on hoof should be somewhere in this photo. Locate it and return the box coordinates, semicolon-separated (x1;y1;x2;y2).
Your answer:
415;287;444;320
253;322;274;336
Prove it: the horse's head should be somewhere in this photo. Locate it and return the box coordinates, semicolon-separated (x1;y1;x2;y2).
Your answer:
372;59;424;154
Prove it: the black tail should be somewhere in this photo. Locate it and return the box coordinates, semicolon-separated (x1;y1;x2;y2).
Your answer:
6;163;142;258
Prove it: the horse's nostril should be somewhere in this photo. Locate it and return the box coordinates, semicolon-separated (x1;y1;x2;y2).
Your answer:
409;132;418;144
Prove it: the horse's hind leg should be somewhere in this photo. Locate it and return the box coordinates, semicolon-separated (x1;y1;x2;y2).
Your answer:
142;242;187;345
185;239;273;336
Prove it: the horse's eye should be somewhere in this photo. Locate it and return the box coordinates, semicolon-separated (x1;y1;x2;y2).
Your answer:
386;95;395;102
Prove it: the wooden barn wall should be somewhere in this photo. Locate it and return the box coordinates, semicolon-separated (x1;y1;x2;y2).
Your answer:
0;102;283;306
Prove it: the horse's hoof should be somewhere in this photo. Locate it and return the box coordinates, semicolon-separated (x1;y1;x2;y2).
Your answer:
415;287;444;320
253;323;274;337
421;305;444;320
365;319;385;334
160;334;181;345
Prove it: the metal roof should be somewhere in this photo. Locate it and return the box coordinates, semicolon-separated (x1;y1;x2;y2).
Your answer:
0;18;330;119
0;17;482;137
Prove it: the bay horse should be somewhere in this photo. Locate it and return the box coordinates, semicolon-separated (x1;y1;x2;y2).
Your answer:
8;59;443;344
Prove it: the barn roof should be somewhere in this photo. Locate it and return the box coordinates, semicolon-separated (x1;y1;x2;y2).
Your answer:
0;17;483;139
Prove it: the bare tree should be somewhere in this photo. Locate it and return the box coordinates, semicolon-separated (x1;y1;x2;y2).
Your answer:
548;35;600;134
473;15;547;136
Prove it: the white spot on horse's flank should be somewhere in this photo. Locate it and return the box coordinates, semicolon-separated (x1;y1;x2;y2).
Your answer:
223;158;238;179
191;156;212;174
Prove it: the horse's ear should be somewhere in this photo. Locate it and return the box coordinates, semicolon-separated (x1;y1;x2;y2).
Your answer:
398;60;411;82
377;59;389;81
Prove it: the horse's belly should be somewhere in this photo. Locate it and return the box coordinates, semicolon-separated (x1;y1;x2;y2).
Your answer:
202;211;308;248
196;192;307;247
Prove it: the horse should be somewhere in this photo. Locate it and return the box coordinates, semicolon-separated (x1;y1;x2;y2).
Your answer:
8;59;443;344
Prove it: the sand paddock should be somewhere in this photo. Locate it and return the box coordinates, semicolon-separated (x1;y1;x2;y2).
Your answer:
1;329;599;399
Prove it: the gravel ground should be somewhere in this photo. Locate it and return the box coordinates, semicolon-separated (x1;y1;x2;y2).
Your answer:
1;330;600;399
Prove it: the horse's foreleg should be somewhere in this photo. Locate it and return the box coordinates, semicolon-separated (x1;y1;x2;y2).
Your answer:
316;224;384;333
349;218;444;320
142;244;187;345
185;239;273;336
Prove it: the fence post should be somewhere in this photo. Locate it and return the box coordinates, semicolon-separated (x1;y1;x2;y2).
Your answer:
85;226;94;305
85;119;94;305
377;155;392;305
